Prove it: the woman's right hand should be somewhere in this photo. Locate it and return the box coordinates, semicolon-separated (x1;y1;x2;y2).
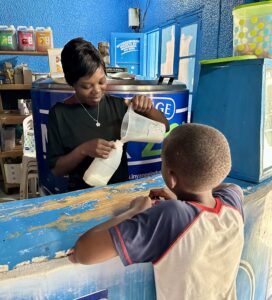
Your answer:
81;138;115;159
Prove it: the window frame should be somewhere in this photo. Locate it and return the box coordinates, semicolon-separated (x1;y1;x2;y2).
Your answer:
145;9;202;96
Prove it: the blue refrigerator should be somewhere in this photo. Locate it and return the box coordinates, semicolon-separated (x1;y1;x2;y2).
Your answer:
192;57;272;183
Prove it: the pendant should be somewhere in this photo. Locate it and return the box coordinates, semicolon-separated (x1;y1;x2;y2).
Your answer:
96;122;101;127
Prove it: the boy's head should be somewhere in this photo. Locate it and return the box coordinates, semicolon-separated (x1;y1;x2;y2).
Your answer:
161;123;231;193
61;37;106;86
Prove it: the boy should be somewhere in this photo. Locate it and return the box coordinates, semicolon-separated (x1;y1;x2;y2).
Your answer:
68;123;244;300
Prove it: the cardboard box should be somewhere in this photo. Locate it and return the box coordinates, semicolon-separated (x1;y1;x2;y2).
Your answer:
23;69;32;84
1;127;15;151
4;163;21;184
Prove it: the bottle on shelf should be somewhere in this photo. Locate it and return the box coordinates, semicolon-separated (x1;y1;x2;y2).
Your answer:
17;26;35;51
0;25;17;51
35;27;53;52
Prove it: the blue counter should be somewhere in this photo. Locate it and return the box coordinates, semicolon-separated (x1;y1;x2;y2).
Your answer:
0;174;272;299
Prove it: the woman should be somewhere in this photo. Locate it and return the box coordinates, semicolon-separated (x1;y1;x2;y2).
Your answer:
47;37;169;192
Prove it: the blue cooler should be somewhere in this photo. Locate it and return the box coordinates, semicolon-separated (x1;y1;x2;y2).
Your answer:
31;78;189;194
192;57;272;183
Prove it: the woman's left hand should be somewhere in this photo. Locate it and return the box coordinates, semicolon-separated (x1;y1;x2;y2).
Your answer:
131;95;153;113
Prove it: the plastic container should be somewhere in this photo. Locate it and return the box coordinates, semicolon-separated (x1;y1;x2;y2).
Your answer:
83;140;124;186
0;25;17;50
17;26;35;51
18;99;30;115
120;105;166;143
233;1;272;58
35;27;53;52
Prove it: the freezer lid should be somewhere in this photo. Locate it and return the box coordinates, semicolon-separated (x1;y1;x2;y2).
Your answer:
32;77;187;92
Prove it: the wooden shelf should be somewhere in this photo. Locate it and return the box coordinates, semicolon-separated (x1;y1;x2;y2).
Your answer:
0;84;31;90
0;50;42;193
0;51;47;56
0;111;29;125
0;146;23;158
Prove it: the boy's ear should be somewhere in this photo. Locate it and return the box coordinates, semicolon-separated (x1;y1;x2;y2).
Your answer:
167;169;178;189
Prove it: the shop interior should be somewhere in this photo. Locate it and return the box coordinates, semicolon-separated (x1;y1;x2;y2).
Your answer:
0;0;272;299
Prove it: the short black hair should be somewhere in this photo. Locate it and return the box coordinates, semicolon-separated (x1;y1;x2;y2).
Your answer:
61;37;106;86
162;123;231;192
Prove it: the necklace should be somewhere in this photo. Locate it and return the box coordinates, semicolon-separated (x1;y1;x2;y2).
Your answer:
78;102;101;127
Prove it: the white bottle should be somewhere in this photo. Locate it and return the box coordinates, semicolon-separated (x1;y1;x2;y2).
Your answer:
83;140;124;186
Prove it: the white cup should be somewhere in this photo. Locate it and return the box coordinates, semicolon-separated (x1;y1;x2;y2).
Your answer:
121;105;166;143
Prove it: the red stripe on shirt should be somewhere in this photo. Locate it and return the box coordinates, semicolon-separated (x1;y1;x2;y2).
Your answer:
114;225;133;265
188;197;222;213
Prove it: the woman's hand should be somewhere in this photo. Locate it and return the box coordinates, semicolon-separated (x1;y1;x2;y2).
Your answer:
129;95;169;131
81;138;115;159
131;95;153;113
129;196;152;214
149;188;177;200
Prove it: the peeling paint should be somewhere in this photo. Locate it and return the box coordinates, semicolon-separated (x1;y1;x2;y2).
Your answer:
54;251;67;259
31;256;48;263
14;261;30;269
0;265;8;273
0;175;165;270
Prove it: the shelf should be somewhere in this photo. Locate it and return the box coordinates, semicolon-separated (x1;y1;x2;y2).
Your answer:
0;111;29;125
0;146;23;158
0;51;47;56
0;84;32;90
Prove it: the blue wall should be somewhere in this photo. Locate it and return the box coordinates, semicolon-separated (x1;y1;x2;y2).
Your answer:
138;0;245;60
0;0;257;73
0;0;138;72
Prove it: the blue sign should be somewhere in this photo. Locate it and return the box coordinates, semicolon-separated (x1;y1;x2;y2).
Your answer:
116;39;140;63
111;33;145;76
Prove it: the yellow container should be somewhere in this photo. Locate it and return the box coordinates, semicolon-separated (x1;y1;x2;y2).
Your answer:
35;27;53;52
233;1;272;58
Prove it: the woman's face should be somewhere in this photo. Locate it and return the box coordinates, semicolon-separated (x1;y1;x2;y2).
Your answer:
73;66;107;106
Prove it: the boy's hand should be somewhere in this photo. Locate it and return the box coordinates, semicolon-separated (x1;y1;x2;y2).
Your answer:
129;196;152;214
149;188;177;200
67;248;78;264
130;95;153;113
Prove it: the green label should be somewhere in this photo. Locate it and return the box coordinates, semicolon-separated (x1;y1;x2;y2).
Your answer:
141;122;180;157
0;33;13;46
